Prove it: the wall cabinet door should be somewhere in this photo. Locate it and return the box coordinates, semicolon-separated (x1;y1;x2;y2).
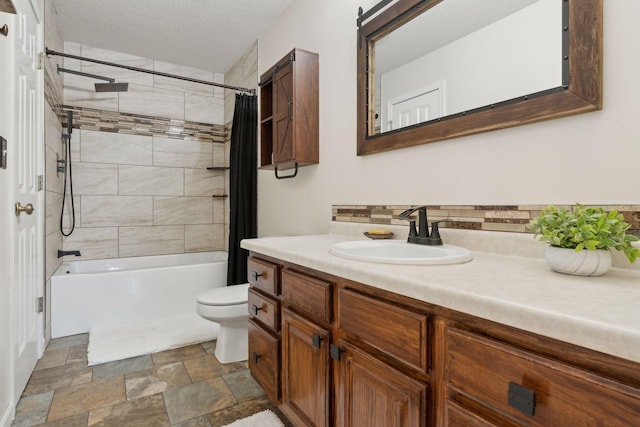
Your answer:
273;62;294;164
336;342;428;427
282;309;331;427
259;48;319;172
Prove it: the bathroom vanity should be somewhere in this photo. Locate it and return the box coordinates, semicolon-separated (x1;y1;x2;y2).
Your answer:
243;233;640;426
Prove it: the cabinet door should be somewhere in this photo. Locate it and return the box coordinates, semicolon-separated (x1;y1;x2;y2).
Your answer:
336;342;428;427
282;309;331;427
273;63;294;164
248;319;280;403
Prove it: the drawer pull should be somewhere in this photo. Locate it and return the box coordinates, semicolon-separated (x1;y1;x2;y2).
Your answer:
252;271;263;281
508;381;536;416
330;344;342;361
251;304;263;316
312;333;323;348
252;352;262;363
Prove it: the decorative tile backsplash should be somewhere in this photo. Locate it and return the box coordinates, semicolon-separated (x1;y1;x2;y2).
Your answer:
332;205;640;236
62;105;226;144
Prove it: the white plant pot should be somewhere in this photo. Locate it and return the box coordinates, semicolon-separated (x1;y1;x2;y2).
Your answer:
545;246;611;276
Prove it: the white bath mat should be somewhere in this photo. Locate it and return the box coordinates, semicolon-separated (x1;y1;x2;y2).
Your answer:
222;410;284;427
88;313;219;365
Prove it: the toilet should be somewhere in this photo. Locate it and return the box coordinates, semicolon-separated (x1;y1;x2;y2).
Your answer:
196;283;250;364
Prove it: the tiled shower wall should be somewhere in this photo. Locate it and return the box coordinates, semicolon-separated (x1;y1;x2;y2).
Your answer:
56;42;229;260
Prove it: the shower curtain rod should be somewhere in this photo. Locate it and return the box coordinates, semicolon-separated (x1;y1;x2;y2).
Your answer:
45;48;256;95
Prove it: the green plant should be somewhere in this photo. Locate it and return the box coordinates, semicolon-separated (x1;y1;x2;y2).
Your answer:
527;204;640;263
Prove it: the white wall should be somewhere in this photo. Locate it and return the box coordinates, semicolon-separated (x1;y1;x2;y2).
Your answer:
258;0;639;237
0;9;13;426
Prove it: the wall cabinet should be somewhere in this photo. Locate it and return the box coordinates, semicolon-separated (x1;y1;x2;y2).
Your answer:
247;254;640;426
259;48;319;177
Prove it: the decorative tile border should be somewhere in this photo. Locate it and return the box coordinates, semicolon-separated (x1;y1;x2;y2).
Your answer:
332;205;640;236
61;105;227;144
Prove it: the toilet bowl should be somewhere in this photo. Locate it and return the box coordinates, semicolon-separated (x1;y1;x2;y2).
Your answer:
196;283;250;364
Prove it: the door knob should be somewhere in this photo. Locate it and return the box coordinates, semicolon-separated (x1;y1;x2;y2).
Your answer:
15;202;34;217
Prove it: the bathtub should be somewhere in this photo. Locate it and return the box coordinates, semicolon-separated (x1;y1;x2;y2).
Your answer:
51;251;227;338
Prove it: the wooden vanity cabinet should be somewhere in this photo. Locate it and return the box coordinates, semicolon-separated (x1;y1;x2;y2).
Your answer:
247;253;640;427
279;266;430;427
280;269;334;427
335;342;428;427
443;327;640;426
334;287;430;426
259;48;319;174
247;256;281;403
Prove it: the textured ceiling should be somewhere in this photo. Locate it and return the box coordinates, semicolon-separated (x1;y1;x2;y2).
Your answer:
53;0;294;73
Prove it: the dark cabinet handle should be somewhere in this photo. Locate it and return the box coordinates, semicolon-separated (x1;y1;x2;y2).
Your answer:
330;344;342;361
252;271;262;281
251;304;263;316
274;163;299;179
312;333;323;348
252;352;261;363
508;382;536;416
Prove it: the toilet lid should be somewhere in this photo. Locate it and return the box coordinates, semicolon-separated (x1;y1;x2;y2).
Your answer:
197;283;249;306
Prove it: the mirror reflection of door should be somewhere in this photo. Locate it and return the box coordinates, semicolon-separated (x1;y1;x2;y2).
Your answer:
385;84;444;132
371;0;560;135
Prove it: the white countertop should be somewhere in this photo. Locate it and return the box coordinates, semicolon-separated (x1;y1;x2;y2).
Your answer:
241;229;640;364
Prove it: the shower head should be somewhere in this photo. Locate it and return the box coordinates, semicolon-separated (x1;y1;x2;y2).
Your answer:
57;65;129;93
94;82;129;92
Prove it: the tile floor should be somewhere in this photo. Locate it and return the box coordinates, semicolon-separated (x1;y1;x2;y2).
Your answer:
12;334;291;427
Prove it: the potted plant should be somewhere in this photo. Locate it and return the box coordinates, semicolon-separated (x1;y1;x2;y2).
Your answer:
528;204;640;276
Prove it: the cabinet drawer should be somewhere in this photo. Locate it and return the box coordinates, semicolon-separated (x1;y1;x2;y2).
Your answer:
282;269;332;323
247;257;279;295
248;287;279;332
248;319;280;403
445;401;497;427
338;288;429;372
446;328;640;426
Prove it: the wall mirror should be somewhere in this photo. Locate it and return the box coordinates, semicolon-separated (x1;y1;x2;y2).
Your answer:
357;0;603;156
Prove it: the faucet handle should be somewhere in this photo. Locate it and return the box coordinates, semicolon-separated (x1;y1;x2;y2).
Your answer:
408;220;418;237
429;220;449;243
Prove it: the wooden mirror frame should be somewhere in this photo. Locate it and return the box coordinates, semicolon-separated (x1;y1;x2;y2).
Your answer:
357;0;603;156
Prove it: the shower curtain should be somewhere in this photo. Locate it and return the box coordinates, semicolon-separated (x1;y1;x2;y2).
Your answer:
227;93;258;285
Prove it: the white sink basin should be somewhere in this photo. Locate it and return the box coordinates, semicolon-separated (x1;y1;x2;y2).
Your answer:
329;240;472;265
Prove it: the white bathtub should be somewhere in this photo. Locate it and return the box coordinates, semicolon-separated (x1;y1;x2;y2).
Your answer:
51;251;227;338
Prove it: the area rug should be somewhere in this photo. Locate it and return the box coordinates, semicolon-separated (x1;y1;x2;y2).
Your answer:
222;410;284;427
88;313;219;365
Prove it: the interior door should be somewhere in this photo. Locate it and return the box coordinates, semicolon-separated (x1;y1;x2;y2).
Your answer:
386;85;443;132
11;0;44;400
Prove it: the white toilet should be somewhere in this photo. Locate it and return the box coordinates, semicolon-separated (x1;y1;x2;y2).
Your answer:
196;283;250;364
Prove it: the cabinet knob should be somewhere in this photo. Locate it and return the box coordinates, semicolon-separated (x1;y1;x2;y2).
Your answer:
330;344;342;361
312;333;323;348
252;352;261;363
251;304;263;316
508;381;536;416
252;271;263;281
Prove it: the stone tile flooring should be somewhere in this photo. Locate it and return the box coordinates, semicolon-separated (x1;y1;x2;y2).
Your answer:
12;334;290;426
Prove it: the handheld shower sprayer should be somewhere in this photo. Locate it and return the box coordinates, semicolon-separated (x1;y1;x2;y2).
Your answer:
60;110;76;237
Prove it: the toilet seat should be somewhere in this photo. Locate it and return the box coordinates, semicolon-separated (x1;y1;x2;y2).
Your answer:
197;283;249;306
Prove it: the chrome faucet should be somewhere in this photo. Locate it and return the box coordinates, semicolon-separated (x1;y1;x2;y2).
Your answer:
398;206;447;246
58;249;81;258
